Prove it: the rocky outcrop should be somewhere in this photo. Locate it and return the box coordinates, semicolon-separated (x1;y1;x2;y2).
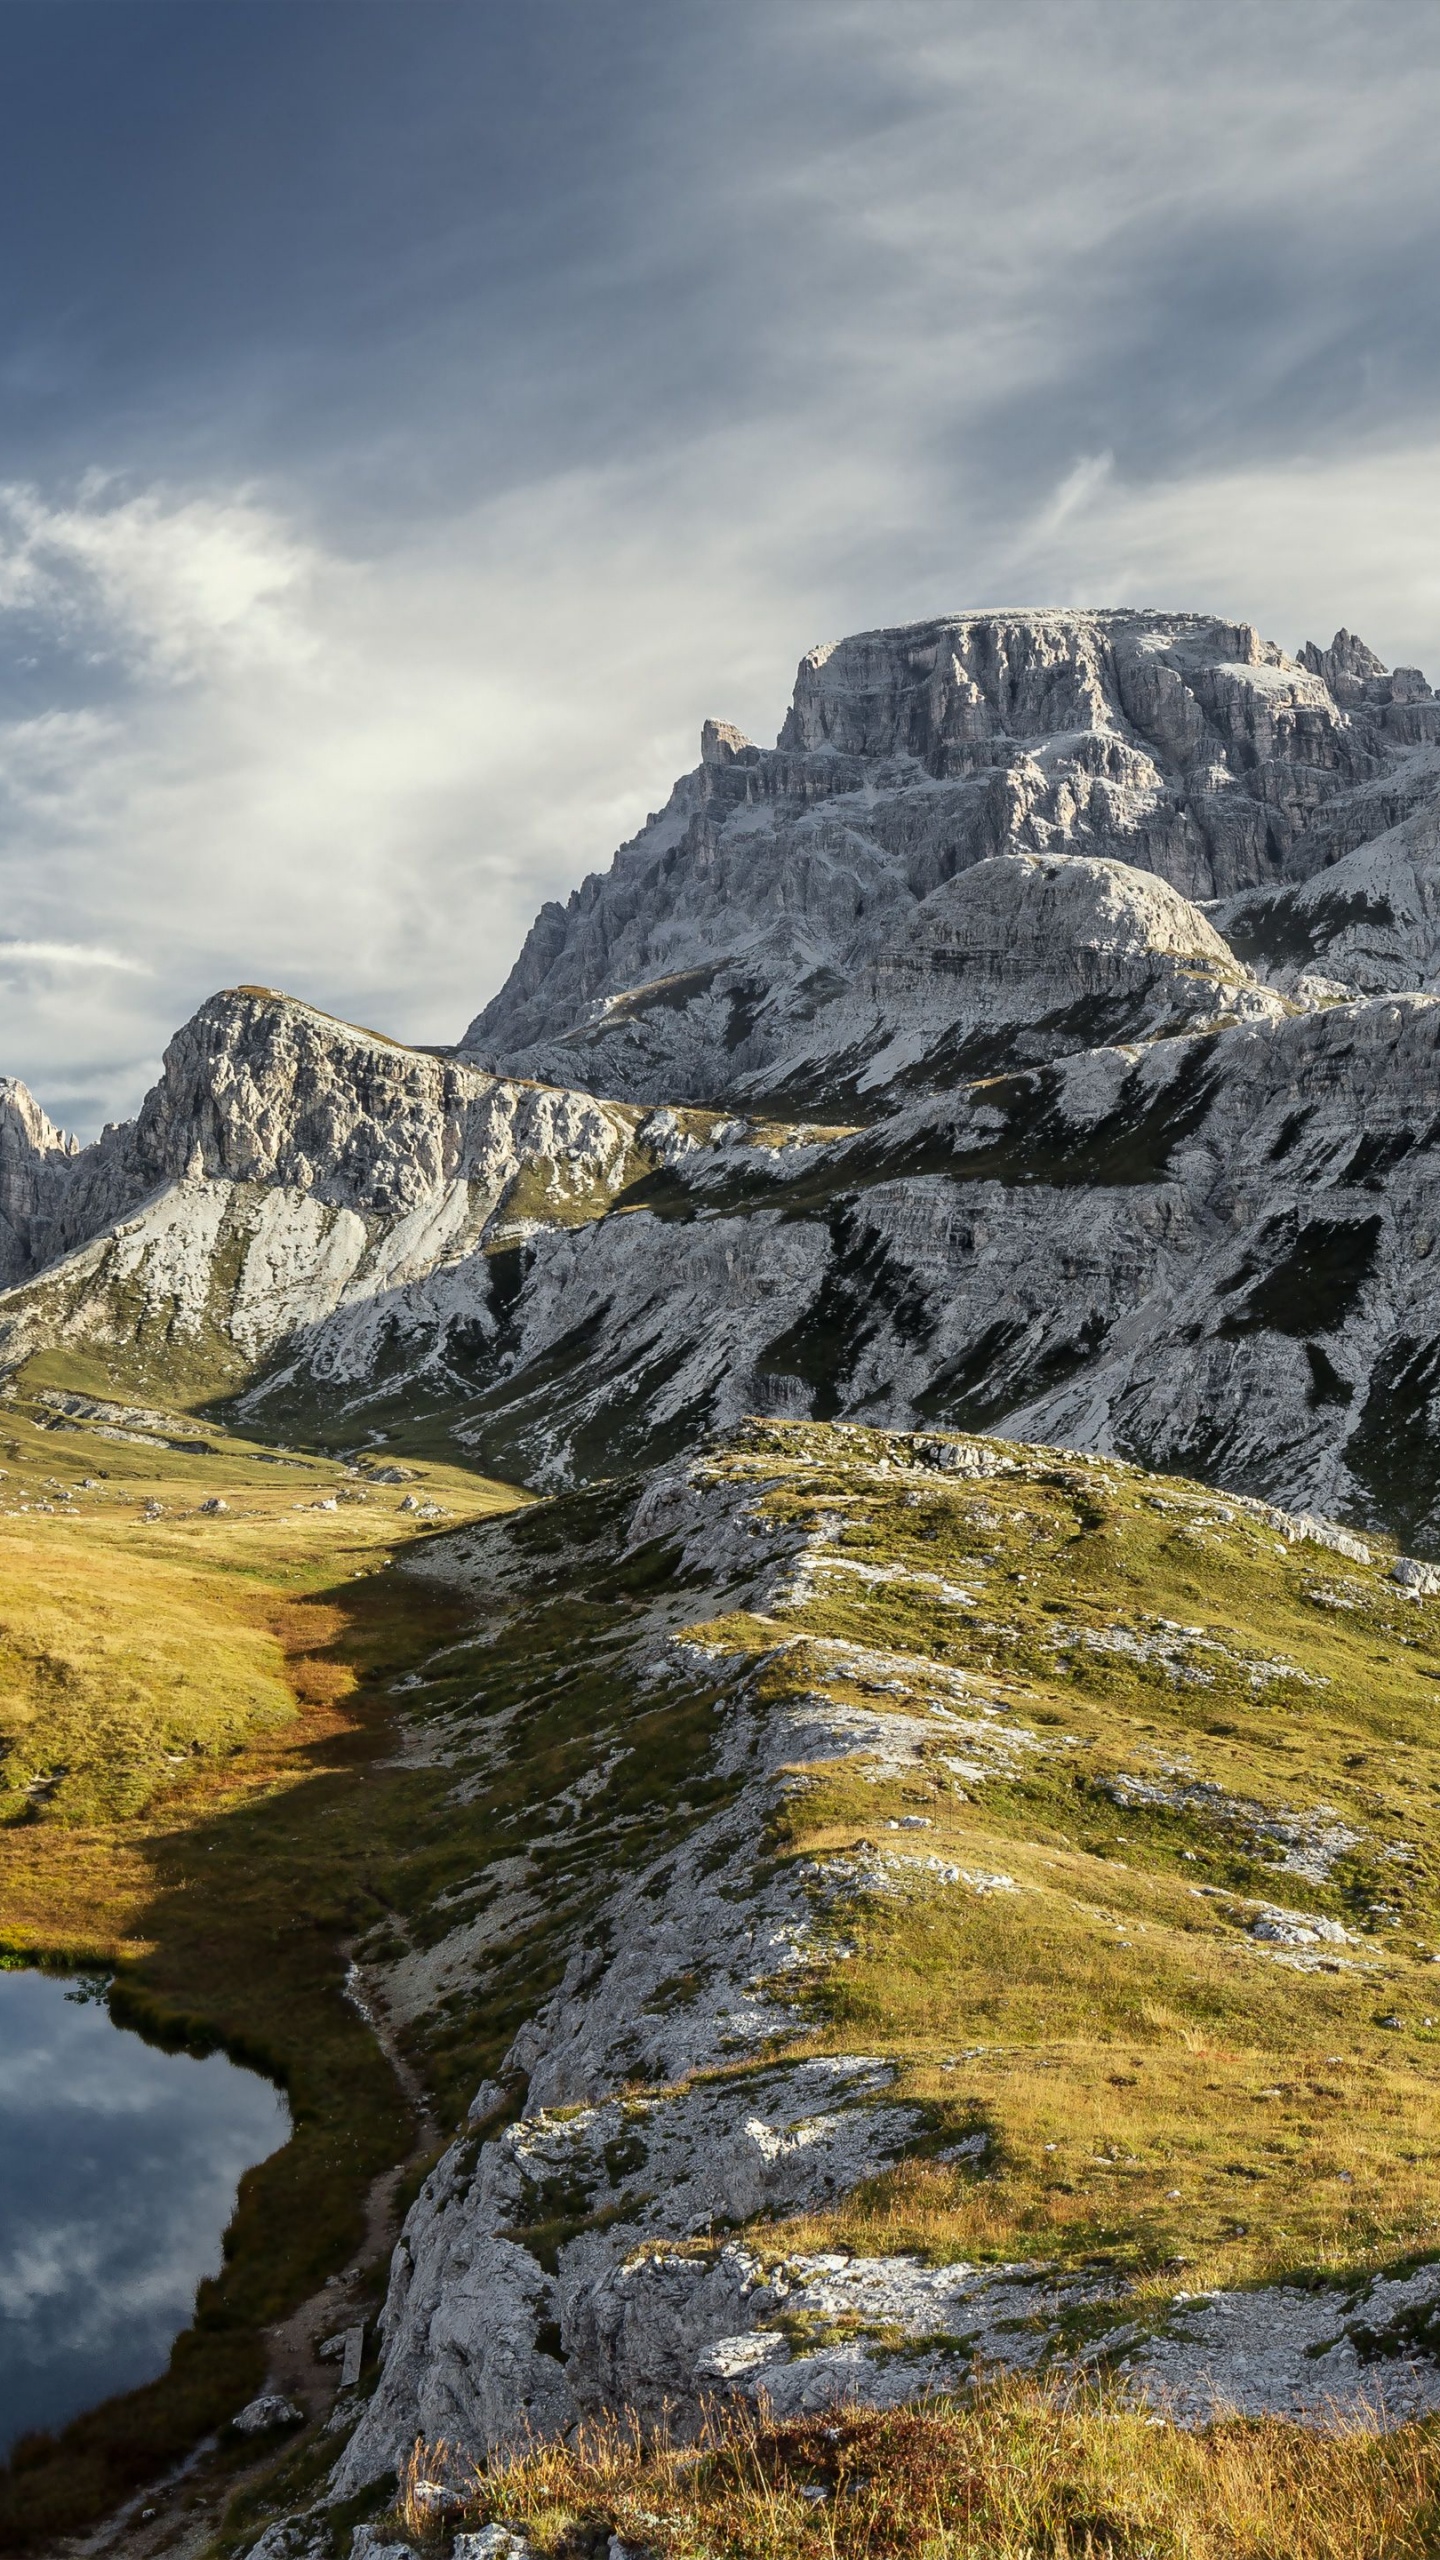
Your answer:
0;1080;76;1290
0;987;717;1394
719;852;1286;1110
0;988;655;1287
463;609;1440;1109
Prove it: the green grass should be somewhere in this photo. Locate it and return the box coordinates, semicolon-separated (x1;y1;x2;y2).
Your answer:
0;1391;744;2543
663;1422;1440;2299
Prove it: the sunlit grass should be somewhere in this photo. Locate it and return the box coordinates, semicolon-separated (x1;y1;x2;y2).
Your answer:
679;1423;1440;2291
399;2382;1440;2559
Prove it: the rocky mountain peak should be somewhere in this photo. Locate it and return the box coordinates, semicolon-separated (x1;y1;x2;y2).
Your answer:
775;606;1290;767
0;1078;78;1288
464;604;1440;1111
0;983;652;1308
1296;624;1434;709
700;717;756;765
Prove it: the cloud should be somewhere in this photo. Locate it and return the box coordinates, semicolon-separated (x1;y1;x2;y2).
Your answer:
4;2;1440;1134
0;479;318;680
994;441;1440;668
0;940;149;973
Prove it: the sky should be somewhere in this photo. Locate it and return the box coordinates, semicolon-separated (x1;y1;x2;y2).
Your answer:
4;0;1440;1134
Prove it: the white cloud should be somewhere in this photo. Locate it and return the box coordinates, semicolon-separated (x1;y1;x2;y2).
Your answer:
0;479;318;680
994;442;1440;668
0;941;149;973
6;3;1440;1133
7;422;1440;1140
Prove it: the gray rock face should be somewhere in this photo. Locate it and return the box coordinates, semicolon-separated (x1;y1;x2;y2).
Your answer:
1220;760;1440;998
0;1078;76;1288
463;609;1440;1109
0;985;680;1391
0;987;647;1290
9;605;1440;1555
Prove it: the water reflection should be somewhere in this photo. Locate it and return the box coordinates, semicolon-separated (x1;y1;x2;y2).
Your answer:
0;1969;289;2459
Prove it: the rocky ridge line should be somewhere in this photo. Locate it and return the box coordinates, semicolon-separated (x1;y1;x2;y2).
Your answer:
307;1422;1440;2501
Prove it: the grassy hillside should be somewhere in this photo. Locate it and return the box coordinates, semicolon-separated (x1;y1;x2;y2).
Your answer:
0;1369;513;1838
686;1422;1440;2300
0;1378;525;2542
10;1405;1440;2550
427;2384;1440;2560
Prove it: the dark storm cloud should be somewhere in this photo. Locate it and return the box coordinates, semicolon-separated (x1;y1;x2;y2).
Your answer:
1;0;1439;1130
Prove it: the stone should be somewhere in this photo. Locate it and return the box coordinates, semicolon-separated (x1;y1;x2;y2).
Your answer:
230;2392;303;2436
349;2530;416;2560
406;2479;463;2521
452;2530;531;2560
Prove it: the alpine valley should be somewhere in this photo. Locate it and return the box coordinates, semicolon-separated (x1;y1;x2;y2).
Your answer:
10;609;1440;2554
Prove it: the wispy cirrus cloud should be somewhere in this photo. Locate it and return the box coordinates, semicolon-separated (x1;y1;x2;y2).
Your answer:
0;940;150;972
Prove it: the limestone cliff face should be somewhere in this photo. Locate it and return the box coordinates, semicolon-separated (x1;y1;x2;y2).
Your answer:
0;1080;76;1289
463;609;1440;1108
6;988;644;1277
0;988;675;1393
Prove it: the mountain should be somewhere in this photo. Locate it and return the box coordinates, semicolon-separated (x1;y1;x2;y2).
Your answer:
463;610;1440;1111
5;612;1440;1548
13;607;1440;2528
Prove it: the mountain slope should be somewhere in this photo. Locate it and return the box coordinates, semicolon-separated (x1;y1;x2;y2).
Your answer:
301;1417;1440;2471
6;982;1440;1548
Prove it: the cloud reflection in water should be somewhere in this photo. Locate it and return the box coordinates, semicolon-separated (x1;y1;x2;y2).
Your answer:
0;1969;288;2457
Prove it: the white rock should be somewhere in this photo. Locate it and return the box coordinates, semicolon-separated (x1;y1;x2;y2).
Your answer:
230;2392;303;2436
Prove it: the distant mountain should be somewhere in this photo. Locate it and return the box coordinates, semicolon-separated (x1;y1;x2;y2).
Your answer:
4;609;1440;1546
463;610;1440;1110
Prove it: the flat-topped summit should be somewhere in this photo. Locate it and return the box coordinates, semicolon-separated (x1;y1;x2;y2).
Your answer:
463;606;1440;1111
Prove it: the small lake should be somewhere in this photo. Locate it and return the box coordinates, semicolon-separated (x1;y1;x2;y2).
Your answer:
0;1969;290;2461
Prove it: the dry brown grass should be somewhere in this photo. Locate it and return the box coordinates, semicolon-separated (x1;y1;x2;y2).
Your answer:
398;2383;1440;2558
